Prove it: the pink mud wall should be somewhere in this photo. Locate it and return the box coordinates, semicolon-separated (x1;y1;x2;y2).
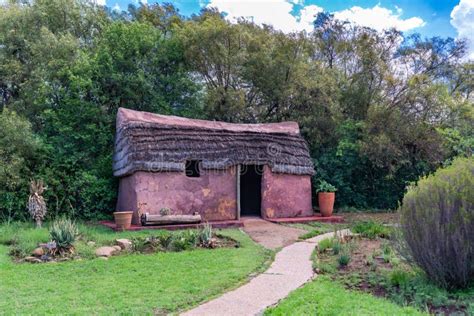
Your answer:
261;165;313;218
116;167;237;224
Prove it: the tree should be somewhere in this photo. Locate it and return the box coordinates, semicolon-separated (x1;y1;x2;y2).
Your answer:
0;109;42;221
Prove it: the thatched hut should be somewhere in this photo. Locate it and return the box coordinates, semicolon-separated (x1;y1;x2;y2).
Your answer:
114;108;314;224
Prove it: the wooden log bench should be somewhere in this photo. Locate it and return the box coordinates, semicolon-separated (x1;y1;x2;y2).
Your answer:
141;213;202;226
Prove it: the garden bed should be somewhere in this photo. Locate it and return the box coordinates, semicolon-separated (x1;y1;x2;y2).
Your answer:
3;222;241;264
0;222;273;314
313;221;474;315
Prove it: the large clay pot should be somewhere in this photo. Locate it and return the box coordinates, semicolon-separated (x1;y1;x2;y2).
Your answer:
318;192;335;217
114;211;133;230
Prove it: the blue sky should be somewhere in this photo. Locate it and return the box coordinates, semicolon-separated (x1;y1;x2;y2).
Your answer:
104;0;474;57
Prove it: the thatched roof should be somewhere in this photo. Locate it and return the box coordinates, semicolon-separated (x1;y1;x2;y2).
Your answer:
113;108;314;177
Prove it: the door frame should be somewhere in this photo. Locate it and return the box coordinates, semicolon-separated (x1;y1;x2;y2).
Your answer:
237;164;265;218
236;165;241;220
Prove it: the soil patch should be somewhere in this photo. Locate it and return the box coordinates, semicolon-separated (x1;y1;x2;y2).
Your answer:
242;217;307;249
316;236;471;315
339;212;399;225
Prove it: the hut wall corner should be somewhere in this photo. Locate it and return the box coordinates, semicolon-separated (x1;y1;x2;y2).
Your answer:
261;165;313;218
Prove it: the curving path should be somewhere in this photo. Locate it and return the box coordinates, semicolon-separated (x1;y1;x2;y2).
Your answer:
182;228;351;316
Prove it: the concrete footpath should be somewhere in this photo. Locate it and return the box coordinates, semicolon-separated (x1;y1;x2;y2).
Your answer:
182;229;351;316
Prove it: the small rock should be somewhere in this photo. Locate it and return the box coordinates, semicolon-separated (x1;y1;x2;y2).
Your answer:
57;257;70;262
87;241;96;247
98;256;108;260
95;246;118;257
32;247;44;257
40;254;52;262
115;238;132;250
112;245;122;252
24;256;42;263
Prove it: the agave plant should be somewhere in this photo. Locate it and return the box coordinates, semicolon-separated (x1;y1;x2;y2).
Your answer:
199;222;214;248
28;180;47;228
49;217;78;255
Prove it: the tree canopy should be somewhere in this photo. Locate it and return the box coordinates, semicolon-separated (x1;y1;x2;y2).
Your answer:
0;0;472;220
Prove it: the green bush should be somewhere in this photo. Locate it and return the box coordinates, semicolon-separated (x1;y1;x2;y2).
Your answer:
49;217;78;254
316;180;337;193
198;222;213;247
0;109;43;222
338;253;351;267
169;230;199;251
389;269;412;287
130;233;174;253
352;220;390;239
399;157;474;289
332;241;342;255
318;238;334;253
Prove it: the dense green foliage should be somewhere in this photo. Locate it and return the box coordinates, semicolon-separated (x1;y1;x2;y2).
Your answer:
352;220;391;239
0;110;43;221
400;157;474;289
0;224;271;314
316;180;337;192
265;276;425;315
0;1;473;221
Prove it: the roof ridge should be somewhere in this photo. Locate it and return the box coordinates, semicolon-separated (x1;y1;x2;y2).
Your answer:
117;107;300;135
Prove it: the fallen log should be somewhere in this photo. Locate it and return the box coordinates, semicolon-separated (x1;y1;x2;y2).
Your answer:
141;213;202;226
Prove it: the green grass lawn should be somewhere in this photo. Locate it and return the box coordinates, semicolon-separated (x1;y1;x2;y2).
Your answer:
0;223;272;314
265;276;427;316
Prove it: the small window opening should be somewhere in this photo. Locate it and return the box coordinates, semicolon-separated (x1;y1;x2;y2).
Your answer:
185;160;201;177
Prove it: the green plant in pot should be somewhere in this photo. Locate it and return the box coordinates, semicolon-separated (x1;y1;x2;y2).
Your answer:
316;180;337;217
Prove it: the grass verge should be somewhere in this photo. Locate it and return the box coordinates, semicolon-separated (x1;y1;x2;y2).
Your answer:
0;223;272;314
265;276;425;315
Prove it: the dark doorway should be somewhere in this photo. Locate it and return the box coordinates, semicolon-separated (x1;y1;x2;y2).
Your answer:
240;165;263;216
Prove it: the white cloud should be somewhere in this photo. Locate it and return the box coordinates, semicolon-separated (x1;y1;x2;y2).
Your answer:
206;0;323;33
112;3;121;12
451;0;474;59
205;1;424;34
334;4;425;32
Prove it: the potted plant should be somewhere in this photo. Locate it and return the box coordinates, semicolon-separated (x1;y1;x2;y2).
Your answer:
316;180;337;217
113;211;133;230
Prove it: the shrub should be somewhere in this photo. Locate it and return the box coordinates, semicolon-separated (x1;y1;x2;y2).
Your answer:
130;233;174;253
318;238;334;253
0;109;42;222
389;269;412;287
399;157;474;289
316;261;337;274
198;222;213;248
316;180;337;193
49;217;78;254
157;232;174;250
169;230;198;251
332;241;341;255
352;221;389;239
338;253;351;267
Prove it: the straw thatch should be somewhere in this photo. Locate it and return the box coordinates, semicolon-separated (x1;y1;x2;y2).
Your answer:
113;108;314;177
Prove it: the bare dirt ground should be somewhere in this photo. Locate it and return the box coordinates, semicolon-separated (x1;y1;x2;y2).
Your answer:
338;212;399;225
241;217;307;249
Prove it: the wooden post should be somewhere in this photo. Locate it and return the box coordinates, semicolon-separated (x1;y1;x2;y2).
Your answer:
236;164;241;220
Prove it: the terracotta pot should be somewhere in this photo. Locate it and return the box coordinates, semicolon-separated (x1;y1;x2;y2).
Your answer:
113;211;133;230
318;192;335;217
